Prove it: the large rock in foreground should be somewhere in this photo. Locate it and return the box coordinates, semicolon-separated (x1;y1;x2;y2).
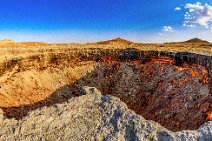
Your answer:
0;86;211;141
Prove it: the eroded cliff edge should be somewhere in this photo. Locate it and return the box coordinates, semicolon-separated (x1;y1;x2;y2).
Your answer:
0;48;211;92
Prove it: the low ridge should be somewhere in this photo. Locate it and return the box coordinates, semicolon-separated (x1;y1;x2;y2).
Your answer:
184;38;209;44
96;38;133;45
0;39;16;44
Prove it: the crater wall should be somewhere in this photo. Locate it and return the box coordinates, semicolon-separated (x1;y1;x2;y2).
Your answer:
0;48;211;92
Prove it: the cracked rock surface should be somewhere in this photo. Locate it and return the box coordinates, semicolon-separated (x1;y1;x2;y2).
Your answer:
0;86;211;141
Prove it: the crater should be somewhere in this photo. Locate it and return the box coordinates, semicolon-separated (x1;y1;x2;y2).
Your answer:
0;48;211;132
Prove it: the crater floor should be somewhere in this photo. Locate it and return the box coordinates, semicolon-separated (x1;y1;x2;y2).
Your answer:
0;56;211;132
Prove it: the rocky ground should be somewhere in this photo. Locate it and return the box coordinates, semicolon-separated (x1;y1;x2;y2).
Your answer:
1;58;211;132
0;38;211;140
0;86;211;141
94;57;211;131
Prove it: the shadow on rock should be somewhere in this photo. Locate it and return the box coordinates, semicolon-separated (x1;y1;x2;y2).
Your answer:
1;59;211;132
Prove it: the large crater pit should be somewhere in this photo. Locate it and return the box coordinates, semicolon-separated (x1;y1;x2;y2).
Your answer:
73;56;211;131
0;49;211;132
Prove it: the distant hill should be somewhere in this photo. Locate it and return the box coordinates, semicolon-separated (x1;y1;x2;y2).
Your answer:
184;38;209;44
96;38;133;45
19;42;48;46
0;39;16;44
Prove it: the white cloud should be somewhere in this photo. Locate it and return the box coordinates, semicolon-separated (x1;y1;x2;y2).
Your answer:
158;33;163;36
175;7;181;11
163;26;174;32
184;2;212;28
183;23;195;28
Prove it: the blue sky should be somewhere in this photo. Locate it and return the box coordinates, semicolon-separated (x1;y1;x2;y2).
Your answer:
0;0;211;43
